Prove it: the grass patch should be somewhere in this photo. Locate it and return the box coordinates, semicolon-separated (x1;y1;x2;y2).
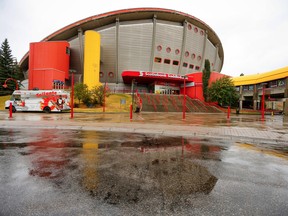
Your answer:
75;93;132;113
0;95;10;110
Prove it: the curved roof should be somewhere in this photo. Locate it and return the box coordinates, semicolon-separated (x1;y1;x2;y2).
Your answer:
232;66;288;86
20;8;224;70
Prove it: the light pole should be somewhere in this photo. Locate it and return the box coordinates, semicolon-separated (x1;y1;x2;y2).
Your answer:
69;69;76;119
261;83;267;120
182;76;186;120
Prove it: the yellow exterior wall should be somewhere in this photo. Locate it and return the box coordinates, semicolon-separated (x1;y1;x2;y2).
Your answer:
232;66;288;86
83;30;101;89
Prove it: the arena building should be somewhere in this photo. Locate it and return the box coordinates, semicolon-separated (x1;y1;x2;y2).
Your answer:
19;8;225;100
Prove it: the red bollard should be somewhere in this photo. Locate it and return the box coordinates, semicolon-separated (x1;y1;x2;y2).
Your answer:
9;102;12;118
130;104;133;120
227;106;230;119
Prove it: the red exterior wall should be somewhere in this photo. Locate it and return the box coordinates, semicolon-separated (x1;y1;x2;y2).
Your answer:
29;41;70;90
180;72;227;101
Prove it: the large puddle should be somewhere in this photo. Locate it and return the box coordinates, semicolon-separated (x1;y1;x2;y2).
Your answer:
1;128;288;215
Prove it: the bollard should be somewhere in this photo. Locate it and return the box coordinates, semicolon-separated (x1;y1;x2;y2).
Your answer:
9;102;13;118
130;104;133;120
227;106;230;119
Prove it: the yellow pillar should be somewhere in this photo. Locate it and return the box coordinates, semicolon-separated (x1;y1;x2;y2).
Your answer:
83;30;101;89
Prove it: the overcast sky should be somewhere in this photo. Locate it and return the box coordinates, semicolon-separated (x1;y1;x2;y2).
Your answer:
0;0;287;77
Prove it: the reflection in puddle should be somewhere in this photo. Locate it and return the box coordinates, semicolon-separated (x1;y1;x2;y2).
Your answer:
0;129;220;209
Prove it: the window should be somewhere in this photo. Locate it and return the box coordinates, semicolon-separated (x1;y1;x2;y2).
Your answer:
100;72;104;78
248;85;254;91
175;49;180;55
108;72;114;78
197;55;202;61
166;47;171;53
200;30;204;36
189;64;194;69
243;85;249;91
66;47;70;55
154;57;162;63
185;51;190;57
164;59;171;64
173;60;179;66
183;62;188;67
195;66;200;70
278;79;285;86
157;45;162;51
194;27;198;33
235;86;240;91
269;80;277;88
191;53;196;59
188;24;192;30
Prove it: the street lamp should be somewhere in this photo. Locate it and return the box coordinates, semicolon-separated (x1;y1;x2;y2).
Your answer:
261;83;267;120
69;69;76;119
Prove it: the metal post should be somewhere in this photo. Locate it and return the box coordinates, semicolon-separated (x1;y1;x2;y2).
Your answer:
261;85;265;120
9;102;12;118
183;77;186;120
227;106;230;119
131;79;135;112
70;72;74;119
103;82;106;112
130;104;133;120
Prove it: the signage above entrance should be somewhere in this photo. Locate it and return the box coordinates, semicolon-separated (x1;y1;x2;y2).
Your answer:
122;70;192;85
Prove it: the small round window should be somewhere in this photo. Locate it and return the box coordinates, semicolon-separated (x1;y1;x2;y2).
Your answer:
200;30;204;36
191;53;196;59
175;49;180;55
197;55;202;61
166;47;171;53
188;24;192;30
194;27;198;33
100;72;104;78
185;51;190;57
157;45;162;51
108;72;114;78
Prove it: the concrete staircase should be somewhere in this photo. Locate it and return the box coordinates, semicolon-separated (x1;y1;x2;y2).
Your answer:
140;93;222;113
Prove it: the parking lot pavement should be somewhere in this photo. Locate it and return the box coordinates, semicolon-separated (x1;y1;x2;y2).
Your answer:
1;111;287;144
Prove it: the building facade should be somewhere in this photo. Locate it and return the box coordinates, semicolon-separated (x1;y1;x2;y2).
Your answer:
20;8;224;95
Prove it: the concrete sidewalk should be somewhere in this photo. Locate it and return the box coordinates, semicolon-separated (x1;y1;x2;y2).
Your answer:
1;111;288;144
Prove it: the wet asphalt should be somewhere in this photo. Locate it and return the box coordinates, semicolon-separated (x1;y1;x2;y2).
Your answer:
0;111;288;215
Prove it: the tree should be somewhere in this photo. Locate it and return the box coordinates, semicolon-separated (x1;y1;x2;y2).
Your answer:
240;73;244;76
90;85;110;106
202;59;211;102
74;83;90;105
208;76;239;107
0;39;23;93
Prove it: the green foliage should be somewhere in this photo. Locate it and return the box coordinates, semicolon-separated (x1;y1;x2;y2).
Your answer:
202;59;211;102
0;38;23;94
74;83;90;105
208;76;239;107
74;83;110;107
90;85;110;106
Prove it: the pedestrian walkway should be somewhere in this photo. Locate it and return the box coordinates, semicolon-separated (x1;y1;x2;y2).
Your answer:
0;111;287;144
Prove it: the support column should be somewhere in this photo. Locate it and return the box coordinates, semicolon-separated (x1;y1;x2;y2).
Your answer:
284;77;288;98
149;15;157;72
200;30;208;69
78;28;84;74
115;18;120;84
213;44;219;71
178;20;188;75
239;85;243;110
